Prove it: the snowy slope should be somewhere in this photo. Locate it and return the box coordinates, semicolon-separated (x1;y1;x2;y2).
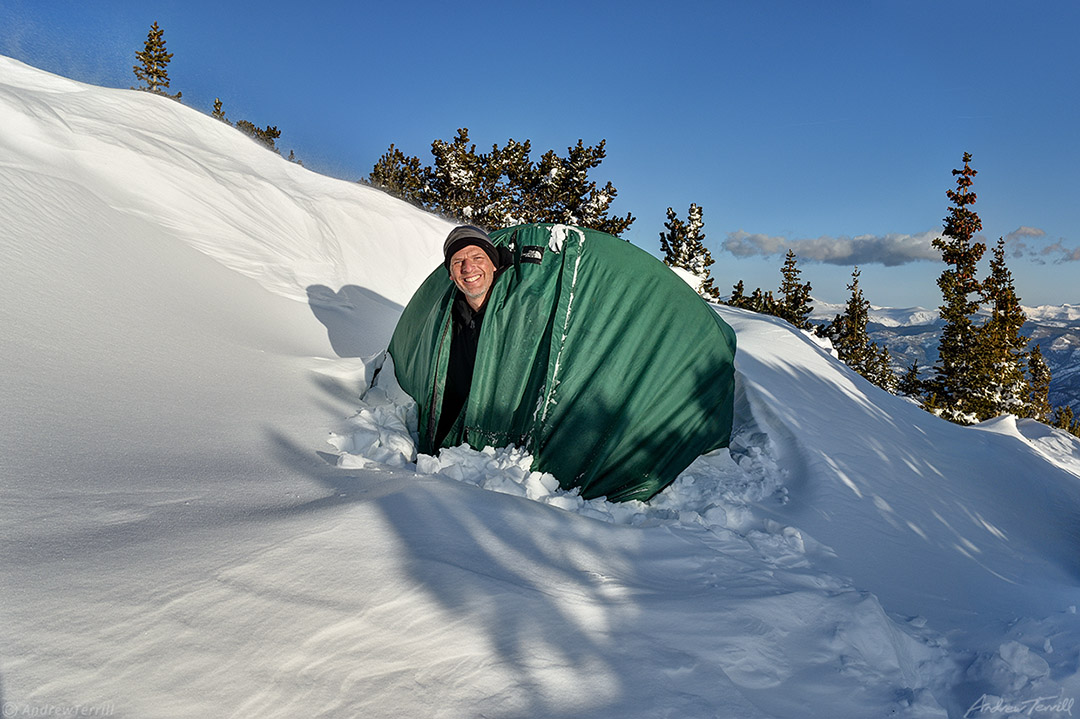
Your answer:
3;55;1080;719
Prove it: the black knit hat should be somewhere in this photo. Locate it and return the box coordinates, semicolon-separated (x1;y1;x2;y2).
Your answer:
443;225;499;270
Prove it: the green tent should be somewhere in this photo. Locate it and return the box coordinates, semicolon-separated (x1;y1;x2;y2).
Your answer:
388;223;737;502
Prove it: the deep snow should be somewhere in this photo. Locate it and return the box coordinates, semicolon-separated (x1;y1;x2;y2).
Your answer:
2;55;1079;718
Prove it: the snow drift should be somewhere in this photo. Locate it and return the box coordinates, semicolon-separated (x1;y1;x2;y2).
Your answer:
3;55;1080;719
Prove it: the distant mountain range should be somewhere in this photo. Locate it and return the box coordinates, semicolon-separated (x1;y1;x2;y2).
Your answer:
810;301;1080;414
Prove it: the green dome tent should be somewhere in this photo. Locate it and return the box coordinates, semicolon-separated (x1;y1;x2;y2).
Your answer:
388;223;737;502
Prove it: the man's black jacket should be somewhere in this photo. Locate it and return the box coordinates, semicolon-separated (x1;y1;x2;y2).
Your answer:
434;292;486;447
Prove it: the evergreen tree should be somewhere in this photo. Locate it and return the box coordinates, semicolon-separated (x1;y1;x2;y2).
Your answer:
974;237;1030;418
132;21;181;100
819;267;896;392
873;346;899;394
823;267;872;368
370;143;427;207
234;120;281;153
237;120;280;151
749;288;777;315
898;360;923;399
486;138;533;227
501;137;634;234
928;152;987;423
368;130;634;234
728;280;747;308
544;139;634;235
424;128;506;227
1026;344;1052;422
659;203;720;301
1050;405;1079;436
728;280;782;315
776;250;813;329
211;98;228;122
922;391;943;416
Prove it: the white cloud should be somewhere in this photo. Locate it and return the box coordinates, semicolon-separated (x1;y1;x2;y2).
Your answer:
722;231;788;258
721;225;1080;265
1003;226;1047;258
722;230;939;266
1005;226;1046;242
1039;240;1080;263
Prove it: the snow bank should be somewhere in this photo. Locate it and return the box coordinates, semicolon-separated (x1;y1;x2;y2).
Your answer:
5;54;1080;719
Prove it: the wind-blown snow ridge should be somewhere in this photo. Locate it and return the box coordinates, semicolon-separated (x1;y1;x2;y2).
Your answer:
0;54;448;306
4;54;1080;719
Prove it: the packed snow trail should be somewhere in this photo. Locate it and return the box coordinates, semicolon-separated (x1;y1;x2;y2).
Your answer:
4;55;1080;718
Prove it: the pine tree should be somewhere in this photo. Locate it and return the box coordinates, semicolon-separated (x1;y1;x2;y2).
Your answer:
928;152;987;424
211;98;228;122
522;140;634;235
369;130;634;234
659;204;720;301
873;346;899;394
234;120;281;153
1050;405;1079;436
749;288;767;312
898;360;923;399
132;22;181;100
825;267;873;368
726;279;779;317
749;288;778;315
487;138;533;227
776;250;813;329
1026;344;1052;422
727;280;748;308
974;237;1030;418
370;143;427;207
819;267;896;392
424;128;506;227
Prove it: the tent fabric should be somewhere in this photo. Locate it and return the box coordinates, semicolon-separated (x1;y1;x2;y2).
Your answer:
388;223;737;502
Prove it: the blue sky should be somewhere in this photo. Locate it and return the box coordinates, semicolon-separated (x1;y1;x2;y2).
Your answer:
2;0;1077;308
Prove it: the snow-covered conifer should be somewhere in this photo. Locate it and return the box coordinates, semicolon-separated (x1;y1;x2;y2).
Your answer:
659;204;720;301
973;237;1030;418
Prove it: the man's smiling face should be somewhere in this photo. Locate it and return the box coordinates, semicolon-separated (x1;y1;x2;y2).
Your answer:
449;244;496;310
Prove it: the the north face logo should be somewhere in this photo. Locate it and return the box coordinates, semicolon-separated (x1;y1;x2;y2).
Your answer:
521;245;545;265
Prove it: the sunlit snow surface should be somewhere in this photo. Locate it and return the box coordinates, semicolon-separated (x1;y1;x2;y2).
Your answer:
3;55;1080;719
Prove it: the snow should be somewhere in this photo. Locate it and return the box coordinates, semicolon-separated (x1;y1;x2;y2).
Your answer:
546;223;585;253
811;299;1080;330
1025;303;1080;326
3;54;1080;718
811;298;942;328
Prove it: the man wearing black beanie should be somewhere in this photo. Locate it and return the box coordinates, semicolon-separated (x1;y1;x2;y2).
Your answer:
435;225;508;446
443;225;503;311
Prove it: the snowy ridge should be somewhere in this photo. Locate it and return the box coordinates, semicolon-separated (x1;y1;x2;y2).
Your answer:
0;54;448;306
811;297;941;328
4;55;1080;719
1024;303;1080;325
